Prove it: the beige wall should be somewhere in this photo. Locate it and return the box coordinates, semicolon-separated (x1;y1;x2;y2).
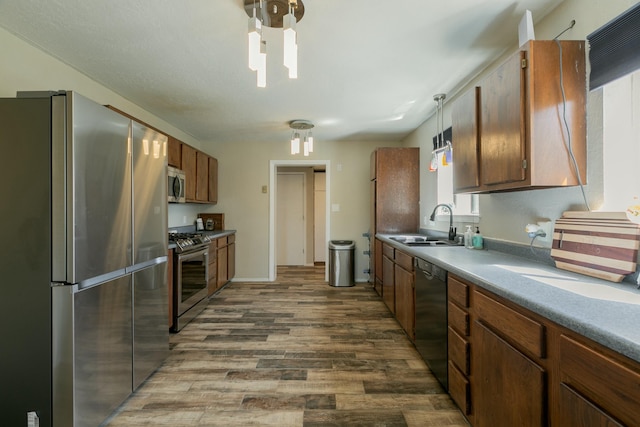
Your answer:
403;0;637;247
0;24;396;282
201;138;394;281
4;0;633;280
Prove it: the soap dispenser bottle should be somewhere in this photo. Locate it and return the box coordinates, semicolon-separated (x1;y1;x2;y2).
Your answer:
472;227;483;249
464;225;473;249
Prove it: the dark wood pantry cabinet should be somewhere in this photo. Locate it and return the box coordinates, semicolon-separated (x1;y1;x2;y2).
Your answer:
369;147;419;295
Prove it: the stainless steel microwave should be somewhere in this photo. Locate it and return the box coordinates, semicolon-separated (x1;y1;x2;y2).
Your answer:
168;166;186;203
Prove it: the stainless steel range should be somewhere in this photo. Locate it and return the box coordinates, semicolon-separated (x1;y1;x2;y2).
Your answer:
169;232;211;332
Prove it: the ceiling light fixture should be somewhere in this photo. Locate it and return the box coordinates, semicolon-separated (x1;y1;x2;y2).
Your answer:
244;0;305;87
289;120;314;156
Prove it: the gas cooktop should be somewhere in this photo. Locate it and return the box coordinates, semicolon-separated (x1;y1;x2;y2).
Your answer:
168;232;212;253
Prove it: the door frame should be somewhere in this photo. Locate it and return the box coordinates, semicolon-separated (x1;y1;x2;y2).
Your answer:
269;160;331;281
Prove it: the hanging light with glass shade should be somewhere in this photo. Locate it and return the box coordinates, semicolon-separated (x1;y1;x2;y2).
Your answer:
430;93;452;171
244;0;305;87
289;120;314;156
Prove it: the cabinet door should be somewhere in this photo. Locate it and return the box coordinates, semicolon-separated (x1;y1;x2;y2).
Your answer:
394;264;414;340
227;241;235;281
382;254;395;314
559;335;640;427
167;136;182;168
195;151;209;202
473;321;546;427
181;144;197;201
558;384;623;427
207;243;217;296
217;245;228;289
480;51;526;187
452;87;480;192
168;249;174;327
374;148;419;233
208;156;218;203
374;238;383;295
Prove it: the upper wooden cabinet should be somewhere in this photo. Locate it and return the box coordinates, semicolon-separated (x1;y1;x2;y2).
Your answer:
181;144;218;204
181;144;197;201
452;40;587;193
208;156;218;204
167;136;182;168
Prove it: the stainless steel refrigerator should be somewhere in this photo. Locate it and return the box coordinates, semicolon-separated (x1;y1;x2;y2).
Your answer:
0;91;169;426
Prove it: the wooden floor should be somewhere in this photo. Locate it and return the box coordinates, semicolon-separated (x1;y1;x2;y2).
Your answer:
105;266;468;426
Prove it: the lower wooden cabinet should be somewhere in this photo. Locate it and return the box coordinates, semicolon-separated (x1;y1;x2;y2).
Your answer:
558;334;640;427
207;242;217;296
394;250;415;340
168;249;174;327
448;273;640;427
473;321;546;427
382;243;395;314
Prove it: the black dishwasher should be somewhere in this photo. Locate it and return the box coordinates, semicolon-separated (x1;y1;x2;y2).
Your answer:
414;257;448;390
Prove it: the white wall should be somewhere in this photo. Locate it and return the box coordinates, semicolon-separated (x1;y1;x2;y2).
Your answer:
403;0;637;247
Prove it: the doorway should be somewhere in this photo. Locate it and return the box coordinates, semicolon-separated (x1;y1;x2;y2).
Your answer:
276;172;306;266
269;160;331;281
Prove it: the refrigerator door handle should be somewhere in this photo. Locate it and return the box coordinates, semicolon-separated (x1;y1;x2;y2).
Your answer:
126;256;168;274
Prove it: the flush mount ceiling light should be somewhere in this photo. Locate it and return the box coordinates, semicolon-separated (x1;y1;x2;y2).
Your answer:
244;0;305;87
289;120;314;156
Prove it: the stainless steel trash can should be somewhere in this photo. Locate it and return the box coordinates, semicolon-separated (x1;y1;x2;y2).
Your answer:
329;240;355;287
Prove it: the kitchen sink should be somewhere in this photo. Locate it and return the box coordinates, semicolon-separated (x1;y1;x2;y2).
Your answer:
389;235;461;246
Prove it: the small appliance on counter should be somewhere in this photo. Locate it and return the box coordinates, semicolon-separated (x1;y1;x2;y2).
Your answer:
198;213;225;231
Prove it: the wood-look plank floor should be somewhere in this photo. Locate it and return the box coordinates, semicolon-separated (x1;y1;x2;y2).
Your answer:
105;266;468;427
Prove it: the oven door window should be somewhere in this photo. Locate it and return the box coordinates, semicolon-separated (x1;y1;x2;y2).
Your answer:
177;250;208;315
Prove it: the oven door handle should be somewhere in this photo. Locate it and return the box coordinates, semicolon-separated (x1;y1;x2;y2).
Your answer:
177;247;209;262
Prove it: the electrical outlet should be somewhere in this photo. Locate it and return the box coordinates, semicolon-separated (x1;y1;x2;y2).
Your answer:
538;221;553;242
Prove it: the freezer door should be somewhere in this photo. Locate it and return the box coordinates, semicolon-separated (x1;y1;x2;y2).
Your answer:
133;262;169;389
53;92;132;285
52;276;133;426
132;121;168;265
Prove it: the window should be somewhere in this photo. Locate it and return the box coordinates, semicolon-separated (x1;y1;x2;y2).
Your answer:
601;69;640;211
435;152;479;220
432;129;479;220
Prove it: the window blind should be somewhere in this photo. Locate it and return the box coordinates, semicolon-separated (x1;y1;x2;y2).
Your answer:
587;3;640;90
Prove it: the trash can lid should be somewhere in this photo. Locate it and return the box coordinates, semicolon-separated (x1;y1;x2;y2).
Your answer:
329;240;355;249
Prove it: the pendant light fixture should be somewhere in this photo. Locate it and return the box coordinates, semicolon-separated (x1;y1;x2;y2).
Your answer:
244;0;305;87
248;1;262;71
289;120;314;156
430;93;452;171
283;2;298;79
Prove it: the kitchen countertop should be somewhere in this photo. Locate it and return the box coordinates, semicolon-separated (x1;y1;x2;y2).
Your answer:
378;234;640;364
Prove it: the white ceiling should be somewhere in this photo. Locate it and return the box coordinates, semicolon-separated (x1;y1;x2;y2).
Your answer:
0;0;565;145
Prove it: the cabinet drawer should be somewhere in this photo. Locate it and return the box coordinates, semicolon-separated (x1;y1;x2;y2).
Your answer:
394;250;413;271
560;334;640;427
382;243;394;259
474;290;545;358
448;361;471;415
448;326;470;375
217;236;228;248
448;301;469;336
448;275;469;307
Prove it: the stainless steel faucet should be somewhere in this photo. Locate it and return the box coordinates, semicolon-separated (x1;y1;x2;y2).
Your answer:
430;204;456;241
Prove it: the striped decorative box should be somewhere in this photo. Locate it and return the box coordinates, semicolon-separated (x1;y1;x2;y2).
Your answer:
550;211;640;282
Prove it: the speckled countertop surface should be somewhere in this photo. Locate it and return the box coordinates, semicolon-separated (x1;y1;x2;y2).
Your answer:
378;234;640;364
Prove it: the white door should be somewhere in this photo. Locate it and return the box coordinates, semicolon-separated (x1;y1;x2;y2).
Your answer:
314;172;326;263
277;172;305;265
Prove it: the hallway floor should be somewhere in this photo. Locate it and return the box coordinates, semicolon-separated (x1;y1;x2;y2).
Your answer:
105;266;468;426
